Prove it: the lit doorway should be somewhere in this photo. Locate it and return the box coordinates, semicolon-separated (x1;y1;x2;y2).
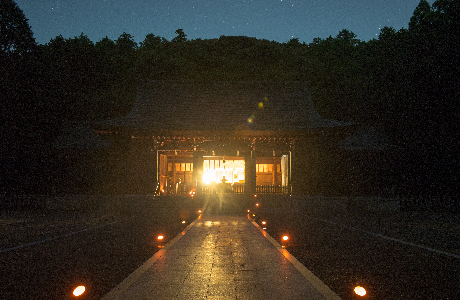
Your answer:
202;157;245;184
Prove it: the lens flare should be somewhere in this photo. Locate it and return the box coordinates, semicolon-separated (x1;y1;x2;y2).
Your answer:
72;286;85;297
354;286;367;296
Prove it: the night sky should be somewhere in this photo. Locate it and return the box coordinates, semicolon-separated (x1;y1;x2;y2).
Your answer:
15;0;429;45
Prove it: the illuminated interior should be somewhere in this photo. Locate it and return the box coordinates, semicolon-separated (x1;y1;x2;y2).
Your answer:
157;150;290;195
202;158;245;184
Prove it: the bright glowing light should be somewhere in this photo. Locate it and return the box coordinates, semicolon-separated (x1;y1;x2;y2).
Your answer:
255;203;259;207
247;209;250;213
354;286;367;296
252;214;256;217
198;210;202;213
202;172;213;184
282;235;289;241
247;117;254;123
182;221;186;224
254;194;257;197
73;286;85;297
261;221;266;225
258;102;264;108
157;235;164;240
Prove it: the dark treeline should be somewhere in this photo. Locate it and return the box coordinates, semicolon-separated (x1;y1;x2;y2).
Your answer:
1;0;459;203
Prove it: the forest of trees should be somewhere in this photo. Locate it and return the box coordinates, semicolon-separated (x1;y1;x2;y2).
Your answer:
1;0;459;203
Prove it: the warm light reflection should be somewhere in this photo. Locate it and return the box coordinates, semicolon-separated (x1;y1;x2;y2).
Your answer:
261;221;266;225
354;286;367;296
198;210;202;213
282;235;289;241
181;221;186;224
247;209;250;213
157;235;164;240
255;203;259;207
72;286;85;297
254;194;257;197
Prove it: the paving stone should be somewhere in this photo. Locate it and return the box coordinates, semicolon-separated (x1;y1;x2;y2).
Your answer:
102;215;335;300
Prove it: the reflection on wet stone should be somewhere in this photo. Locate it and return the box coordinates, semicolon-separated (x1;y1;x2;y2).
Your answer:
112;216;326;299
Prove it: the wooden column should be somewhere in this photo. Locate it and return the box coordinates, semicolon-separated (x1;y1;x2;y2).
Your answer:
192;150;203;195
244;150;256;196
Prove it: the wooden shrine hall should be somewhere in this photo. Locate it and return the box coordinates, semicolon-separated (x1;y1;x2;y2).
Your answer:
93;81;350;196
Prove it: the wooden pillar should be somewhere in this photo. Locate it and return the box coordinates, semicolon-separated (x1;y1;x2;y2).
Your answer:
193;150;203;195
244;150;256;196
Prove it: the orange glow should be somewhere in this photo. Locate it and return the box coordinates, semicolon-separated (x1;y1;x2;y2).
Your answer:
198;210;202;213
282;235;289;241
254;194;257;197
157;235;164;240
261;221;266;225
255;203;259;207
247;209;250;213
72;286;85;297
354;286;367;297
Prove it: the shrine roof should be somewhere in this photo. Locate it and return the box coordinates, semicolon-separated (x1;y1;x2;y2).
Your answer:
94;81;350;133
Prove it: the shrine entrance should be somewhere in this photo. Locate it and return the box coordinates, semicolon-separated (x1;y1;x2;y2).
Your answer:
157;147;291;196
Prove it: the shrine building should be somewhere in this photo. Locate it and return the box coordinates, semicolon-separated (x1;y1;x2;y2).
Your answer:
92;81;350;196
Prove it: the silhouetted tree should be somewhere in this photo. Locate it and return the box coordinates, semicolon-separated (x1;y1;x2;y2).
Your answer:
116;32;137;53
409;0;433;32
140;33;164;49
172;29;187;43
0;0;36;57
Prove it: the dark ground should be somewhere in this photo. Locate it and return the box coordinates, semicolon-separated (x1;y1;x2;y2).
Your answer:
252;195;460;300
1;195;201;300
1;195;459;300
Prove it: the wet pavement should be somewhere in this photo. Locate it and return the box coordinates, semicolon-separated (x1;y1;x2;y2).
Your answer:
101;214;340;300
